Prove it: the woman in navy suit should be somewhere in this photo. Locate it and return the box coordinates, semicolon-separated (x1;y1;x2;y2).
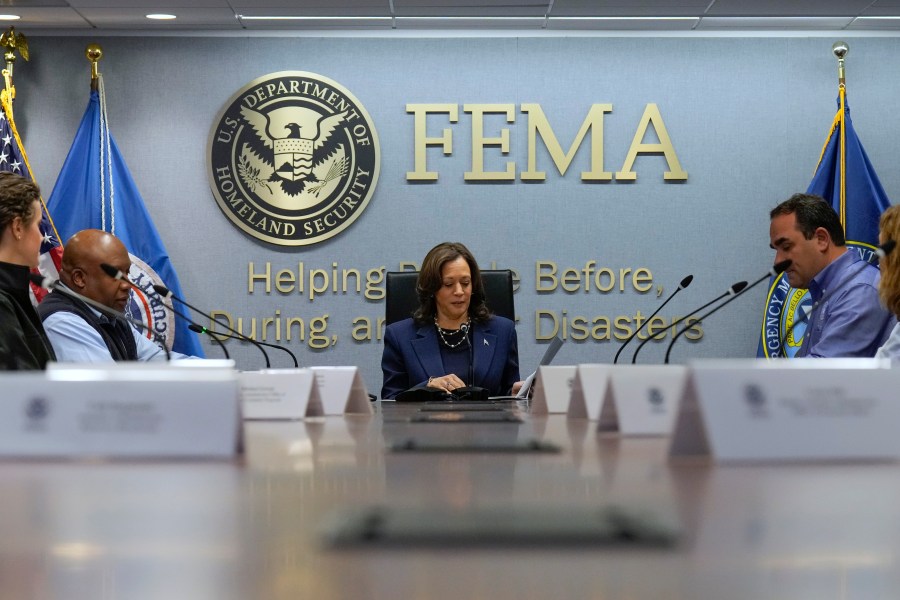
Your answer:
381;242;520;399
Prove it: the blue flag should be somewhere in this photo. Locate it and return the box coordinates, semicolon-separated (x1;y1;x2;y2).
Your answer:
47;88;204;357
758;86;890;358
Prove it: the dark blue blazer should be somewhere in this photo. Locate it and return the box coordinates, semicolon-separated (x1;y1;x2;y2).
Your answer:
381;316;520;399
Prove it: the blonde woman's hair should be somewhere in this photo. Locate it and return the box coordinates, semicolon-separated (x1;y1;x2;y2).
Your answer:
879;205;900;317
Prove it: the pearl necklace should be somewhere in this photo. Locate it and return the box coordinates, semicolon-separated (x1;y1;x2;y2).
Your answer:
435;318;470;349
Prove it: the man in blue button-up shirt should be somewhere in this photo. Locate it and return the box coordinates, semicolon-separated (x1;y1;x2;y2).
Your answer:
769;194;892;358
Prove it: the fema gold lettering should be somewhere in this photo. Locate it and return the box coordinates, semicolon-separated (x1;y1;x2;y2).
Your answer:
406;103;458;181
615;103;688;181
521;103;613;181
464;104;515;181
405;103;686;183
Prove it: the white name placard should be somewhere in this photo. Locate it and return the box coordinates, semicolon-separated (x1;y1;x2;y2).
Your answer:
598;365;686;436
240;368;322;420
670;358;899;462
530;366;577;415
0;366;240;458
567;364;612;420
310;366;373;415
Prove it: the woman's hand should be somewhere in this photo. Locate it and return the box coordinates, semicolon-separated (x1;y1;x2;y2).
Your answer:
427;374;467;393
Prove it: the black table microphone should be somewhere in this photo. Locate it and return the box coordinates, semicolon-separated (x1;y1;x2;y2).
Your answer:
663;259;792;364
153;283;299;368
631;281;748;364
614;274;693;364
187;324;310;369
99;263;229;360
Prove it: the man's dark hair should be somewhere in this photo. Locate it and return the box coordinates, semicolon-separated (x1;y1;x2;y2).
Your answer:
770;193;846;246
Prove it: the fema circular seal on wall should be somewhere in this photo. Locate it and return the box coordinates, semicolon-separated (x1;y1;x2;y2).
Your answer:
208;71;380;246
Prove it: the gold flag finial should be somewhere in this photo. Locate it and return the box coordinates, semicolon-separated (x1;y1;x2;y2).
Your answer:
832;41;849;87
0;26;28;108
85;43;102;80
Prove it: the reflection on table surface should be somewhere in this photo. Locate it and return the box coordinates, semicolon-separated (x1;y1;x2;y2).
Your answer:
1;401;900;599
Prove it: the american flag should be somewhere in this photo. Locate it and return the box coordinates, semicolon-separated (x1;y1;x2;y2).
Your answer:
0;94;63;302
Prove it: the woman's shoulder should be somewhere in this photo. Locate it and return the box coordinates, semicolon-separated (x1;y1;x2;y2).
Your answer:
482;314;515;331
384;317;423;337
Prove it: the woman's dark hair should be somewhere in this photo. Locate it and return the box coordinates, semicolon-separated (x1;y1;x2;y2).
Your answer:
0;171;40;235
413;241;491;325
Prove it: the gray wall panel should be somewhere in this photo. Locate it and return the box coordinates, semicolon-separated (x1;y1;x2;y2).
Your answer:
13;35;900;392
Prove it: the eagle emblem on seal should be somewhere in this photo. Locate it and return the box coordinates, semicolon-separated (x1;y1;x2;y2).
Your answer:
238;104;349;204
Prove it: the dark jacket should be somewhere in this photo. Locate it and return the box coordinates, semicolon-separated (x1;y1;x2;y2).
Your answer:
0;261;56;370
381;316;519;399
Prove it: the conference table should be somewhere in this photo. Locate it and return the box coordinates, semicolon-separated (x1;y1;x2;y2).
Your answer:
1;400;898;600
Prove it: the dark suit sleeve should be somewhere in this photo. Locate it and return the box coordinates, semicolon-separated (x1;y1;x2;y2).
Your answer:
501;321;520;395
381;324;410;399
0;295;42;371
0;296;23;370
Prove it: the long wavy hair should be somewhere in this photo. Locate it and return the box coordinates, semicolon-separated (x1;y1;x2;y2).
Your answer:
879;205;900;317
413;242;491;325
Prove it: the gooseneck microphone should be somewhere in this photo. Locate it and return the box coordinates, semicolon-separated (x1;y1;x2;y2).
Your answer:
186;324;306;368
778;240;896;357
102;264;270;367
194;327;230;360
663;259;793;364
631;281;749;364
99;263;230;360
150;283;276;368
29;274;172;362
154;283;299;368
460;322;474;386
613;274;693;364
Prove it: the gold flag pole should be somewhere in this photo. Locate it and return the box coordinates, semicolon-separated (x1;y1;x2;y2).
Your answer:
0;26;28;116
86;42;102;91
832;41;849;228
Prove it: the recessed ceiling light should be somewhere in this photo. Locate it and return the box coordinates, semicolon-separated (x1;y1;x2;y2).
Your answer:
397;16;545;21
550;16;697;21
237;15;389;21
0;15;21;21
146;14;176;20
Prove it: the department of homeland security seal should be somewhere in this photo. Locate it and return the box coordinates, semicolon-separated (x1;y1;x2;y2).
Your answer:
207;71;380;246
